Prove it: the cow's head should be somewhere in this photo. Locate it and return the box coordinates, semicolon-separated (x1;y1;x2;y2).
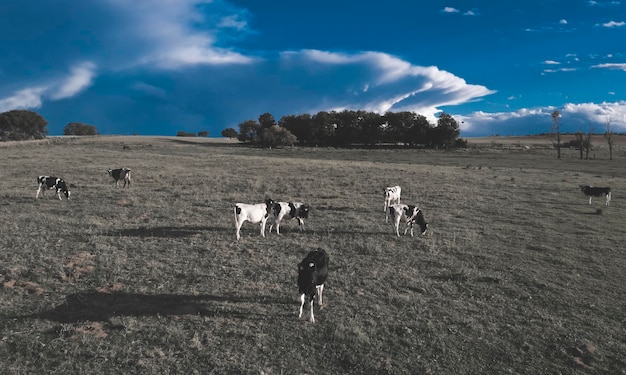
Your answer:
264;198;275;215
298;204;310;219
406;206;428;235
57;180;71;199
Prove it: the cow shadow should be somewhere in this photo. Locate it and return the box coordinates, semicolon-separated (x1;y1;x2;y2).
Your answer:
35;292;294;323
109;225;229;238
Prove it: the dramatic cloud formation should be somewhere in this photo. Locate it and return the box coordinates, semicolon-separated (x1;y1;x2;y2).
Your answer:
1;1;625;137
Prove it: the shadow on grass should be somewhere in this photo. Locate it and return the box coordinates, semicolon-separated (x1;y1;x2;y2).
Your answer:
35;292;294;323
109;225;229;238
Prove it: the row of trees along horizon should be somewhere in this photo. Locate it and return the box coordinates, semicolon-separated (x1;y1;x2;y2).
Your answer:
231;110;464;148
0;109;617;160
0;109;464;149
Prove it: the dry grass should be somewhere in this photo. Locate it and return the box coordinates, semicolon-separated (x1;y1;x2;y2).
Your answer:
1;136;625;374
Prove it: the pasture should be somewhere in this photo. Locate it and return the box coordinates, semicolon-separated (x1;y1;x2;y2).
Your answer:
1;136;625;374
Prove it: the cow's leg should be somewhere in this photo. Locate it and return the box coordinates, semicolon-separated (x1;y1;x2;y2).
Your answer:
384;201;389;222
317;284;324;307
404;223;414;236
35;186;42;199
297;218;305;231
606;192;611;206
298;293;305;318
235;217;243;241
56;189;63;200
588;196;592;205
309;298;315;323
394;217;401;237
260;218;267;238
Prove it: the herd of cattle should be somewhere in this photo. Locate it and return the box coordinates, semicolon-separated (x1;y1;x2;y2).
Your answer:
33;172;612;322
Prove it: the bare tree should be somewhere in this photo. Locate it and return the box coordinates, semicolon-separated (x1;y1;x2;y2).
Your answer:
583;127;594;160
604;116;615;160
575;130;584;160
551;110;561;159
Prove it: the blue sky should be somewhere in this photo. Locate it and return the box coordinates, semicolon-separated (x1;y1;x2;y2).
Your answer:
1;0;626;137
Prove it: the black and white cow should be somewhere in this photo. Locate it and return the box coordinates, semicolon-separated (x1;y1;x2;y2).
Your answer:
36;176;70;200
269;202;310;234
108;167;132;188
298;249;329;323
388;203;428;237
234;198;275;240
580;185;611;206
384;185;402;222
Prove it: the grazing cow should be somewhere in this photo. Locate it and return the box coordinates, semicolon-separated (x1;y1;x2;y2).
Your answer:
108;167;132;188
234;198;275;240
580;185;611;206
269;202;310;234
388;203;428;237
384;185;402;222
298;249;329;323
36;176;70;200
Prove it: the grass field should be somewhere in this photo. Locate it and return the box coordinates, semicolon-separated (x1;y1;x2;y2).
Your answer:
1;136;625;374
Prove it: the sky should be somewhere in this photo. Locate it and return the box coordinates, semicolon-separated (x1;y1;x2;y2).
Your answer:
1;0;626;137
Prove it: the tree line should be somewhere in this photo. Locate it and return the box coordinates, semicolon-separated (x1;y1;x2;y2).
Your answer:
0;109;211;140
227;110;466;148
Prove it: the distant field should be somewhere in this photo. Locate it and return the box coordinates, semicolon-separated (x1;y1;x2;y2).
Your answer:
1;136;625;374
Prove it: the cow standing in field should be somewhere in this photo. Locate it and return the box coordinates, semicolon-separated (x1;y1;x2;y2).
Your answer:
269;201;310;234
384;186;401;222
298;249;329;323
388;203;428;237
579;185;611;206
108;167;132;188
234;198;275;240
36;176;70;200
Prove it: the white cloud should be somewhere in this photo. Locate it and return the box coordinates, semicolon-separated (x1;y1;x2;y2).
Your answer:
50;62;97;100
0;87;47;112
560;19;568;24
105;0;254;68
0;62;97;111
543;60;561;65
601;20;625;27
459;101;626;136
217;15;248;31
592;63;626;71
281;50;496;122
443;7;459;13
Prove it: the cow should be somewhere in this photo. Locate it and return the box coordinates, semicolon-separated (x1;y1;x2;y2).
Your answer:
36;176;70;200
269;202;310;234
384;185;402;222
388;203;428;237
234;198;275;240
108;167;132;188
580;185;611;206
298;249;329;323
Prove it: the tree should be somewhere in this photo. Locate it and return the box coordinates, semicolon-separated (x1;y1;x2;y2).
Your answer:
221;128;238;139
238;119;262;143
430;112;460;148
583;127;593;160
197;130;209;137
260;125;297;147
604;116;615;160
279;114;312;145
63;122;97;136
310;111;336;146
258;112;276;129
551;110;561;159
0;110;48;141
574;130;584;160
407;114;431;146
